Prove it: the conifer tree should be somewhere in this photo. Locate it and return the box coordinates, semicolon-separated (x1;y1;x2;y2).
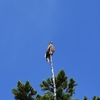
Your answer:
40;69;77;100
83;96;100;100
83;96;88;100
92;96;100;100
12;81;37;100
12;71;100;100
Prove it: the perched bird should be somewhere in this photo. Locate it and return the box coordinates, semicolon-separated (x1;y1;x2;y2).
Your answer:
45;41;55;62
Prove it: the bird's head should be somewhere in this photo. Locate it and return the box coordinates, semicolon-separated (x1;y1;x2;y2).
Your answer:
49;41;53;44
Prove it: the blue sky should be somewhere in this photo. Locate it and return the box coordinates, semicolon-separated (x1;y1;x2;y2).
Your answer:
0;0;100;99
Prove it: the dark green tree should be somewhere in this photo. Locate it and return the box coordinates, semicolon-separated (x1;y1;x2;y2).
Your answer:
83;96;88;100
83;96;100;100
40;69;77;100
92;96;100;100
12;81;37;100
12;70;100;100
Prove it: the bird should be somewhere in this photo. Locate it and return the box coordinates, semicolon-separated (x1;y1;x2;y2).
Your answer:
45;41;55;62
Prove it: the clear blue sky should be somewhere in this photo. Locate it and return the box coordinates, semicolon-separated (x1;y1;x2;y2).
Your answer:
0;1;100;99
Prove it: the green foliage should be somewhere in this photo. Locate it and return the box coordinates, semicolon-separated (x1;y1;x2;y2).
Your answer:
40;69;77;100
68;78;77;96
12;69;100;100
41;92;53;100
83;96;100;100
12;81;37;100
83;96;88;100
92;96;100;100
